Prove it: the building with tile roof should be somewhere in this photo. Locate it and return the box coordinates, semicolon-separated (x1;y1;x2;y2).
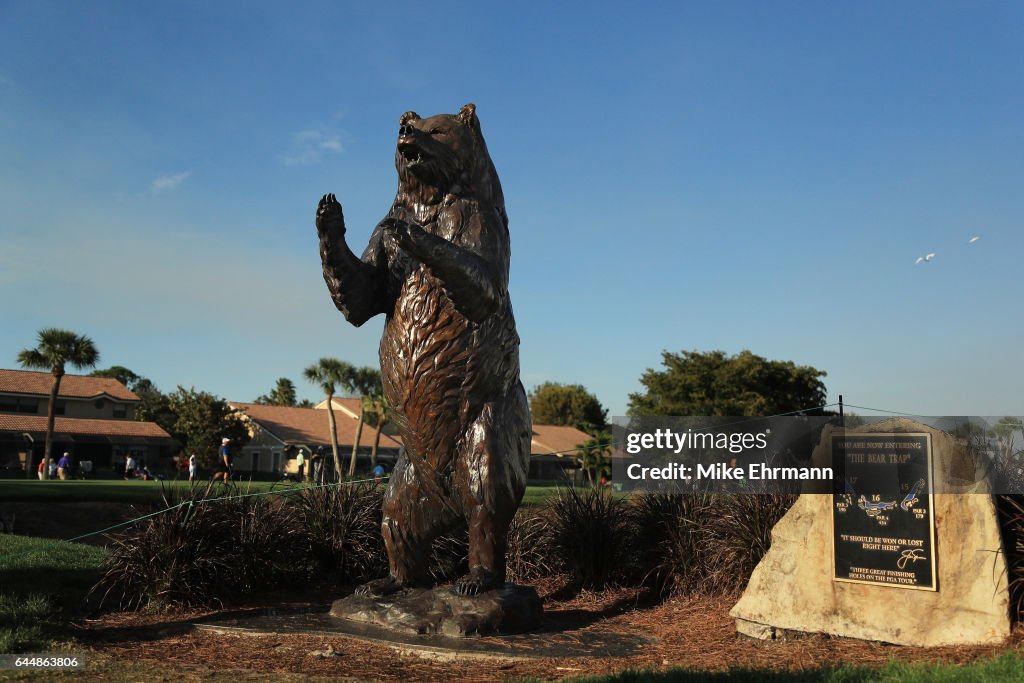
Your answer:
529;424;590;482
230;402;402;478
235;400;591;482
0;369;174;476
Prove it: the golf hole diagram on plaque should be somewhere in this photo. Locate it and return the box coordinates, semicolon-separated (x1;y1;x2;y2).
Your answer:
832;433;936;591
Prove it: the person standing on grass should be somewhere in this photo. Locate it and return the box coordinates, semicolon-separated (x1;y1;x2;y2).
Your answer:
57;452;72;480
214;438;233;483
312;446;324;484
188;453;197;482
296;449;306;482
124;453;136;479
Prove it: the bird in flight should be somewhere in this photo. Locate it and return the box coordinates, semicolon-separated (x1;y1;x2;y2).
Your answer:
968;236;980;244
915;252;936;265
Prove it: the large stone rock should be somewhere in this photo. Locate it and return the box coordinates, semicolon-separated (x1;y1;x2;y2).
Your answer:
731;418;1010;646
330;584;543;638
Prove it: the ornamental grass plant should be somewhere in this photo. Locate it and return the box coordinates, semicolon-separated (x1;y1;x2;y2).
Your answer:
95;483;303;609
997;494;1024;622
293;482;386;585
94;479;799;610
547;485;631;589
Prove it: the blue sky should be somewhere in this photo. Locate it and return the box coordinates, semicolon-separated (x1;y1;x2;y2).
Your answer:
1;1;1021;417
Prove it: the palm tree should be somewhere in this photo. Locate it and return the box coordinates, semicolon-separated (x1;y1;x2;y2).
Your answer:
18;328;100;480
575;433;613;488
303;358;353;483
364;390;390;469
343;367;380;479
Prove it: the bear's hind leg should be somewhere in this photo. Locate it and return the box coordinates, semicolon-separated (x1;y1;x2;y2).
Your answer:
453;389;531;596
356;454;459;597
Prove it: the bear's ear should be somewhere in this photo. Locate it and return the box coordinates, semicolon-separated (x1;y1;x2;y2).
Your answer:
400;111;421;125
458;103;477;126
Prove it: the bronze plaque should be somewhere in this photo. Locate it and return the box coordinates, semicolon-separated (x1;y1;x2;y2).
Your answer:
832;433;936;590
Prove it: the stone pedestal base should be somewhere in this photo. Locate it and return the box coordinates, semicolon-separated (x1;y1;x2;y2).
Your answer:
330;584;543;637
731;419;1011;647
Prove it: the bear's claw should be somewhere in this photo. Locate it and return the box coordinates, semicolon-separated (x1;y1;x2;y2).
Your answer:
354;575;405;598
454;566;500;596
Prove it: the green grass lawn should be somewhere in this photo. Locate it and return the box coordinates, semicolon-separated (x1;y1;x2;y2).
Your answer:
0;479;286;505
0;535;107;653
0;479;569;506
522;484;562;505
541;653;1024;682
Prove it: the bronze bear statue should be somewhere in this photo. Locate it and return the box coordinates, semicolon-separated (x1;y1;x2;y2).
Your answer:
316;103;531;597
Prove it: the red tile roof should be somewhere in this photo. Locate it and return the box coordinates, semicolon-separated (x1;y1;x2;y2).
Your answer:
231;402;400;450
0;369;138;401
240;400;589;457
531;424;593;457
0;413;171;438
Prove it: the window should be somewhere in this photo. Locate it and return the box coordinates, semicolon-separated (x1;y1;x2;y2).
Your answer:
0;397;41;414
54;400;66;416
113;404;127;418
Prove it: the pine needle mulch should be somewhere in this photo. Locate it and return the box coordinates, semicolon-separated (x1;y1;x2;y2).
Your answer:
72;580;1023;682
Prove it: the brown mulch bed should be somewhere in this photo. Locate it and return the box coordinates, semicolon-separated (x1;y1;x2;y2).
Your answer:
69;578;1024;682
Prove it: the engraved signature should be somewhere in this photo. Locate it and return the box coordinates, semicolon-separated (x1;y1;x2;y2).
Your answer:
897;548;927;570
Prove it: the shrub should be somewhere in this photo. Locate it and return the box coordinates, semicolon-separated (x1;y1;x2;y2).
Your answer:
628;490;716;596
506;505;556;584
293;483;386;585
95;483;303;609
415;499;556;586
547;486;630;589
701;492;796;594
429;531;468;583
997;494;1024;622
223;494;306;592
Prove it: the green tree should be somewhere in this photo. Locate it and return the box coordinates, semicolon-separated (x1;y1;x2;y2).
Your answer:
528;382;608;435
132;378;177;434
165;387;250;469
255;377;298;406
89;366;174;428
304;358;354;482
992;417;1024;462
17;328;100;479
89;365;141;390
575;432;613;487
628;350;828;417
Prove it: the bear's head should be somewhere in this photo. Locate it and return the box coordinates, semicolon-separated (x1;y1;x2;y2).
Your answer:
394;103;504;210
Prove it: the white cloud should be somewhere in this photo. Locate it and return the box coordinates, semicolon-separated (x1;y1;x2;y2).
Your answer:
283;130;344;165
151;171;192;192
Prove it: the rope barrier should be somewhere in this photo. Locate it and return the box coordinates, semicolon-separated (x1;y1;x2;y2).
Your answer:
839;403;923;418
